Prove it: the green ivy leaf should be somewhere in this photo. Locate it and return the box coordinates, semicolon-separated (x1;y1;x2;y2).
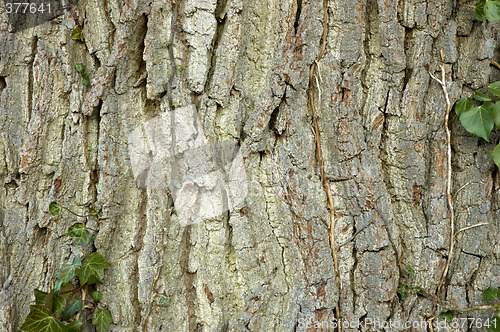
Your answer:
406;266;415;278
162;41;169;48
475;0;487;21
68;224;91;246
493;101;500;127
75;64;84;74
59;282;73;297
458;102;495;141
91;290;103;302
411;286;420;294
92;309;113;332
55;255;81;292
70;27;83;41
77;252;110;286
176;65;183;72
474;92;493;101
52;294;66;313
89;207;102;218
439;309;454;323
42;291;55;312
397;285;408;301
487;143;500;168
34;289;49;306
54;280;63;295
485;0;500;21
159;297;169;307
81;73;90;87
62;320;83;332
487;316;500;332
20;305;66;332
62;300;83;321
489;81;500;96
49;202;61;217
455;97;473;117
483;286;500;302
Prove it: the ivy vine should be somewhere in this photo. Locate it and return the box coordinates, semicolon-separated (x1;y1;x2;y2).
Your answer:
451;2;500;165
455;82;500;166
472;0;500;21
430;3;500;329
15;1;500;331
439;286;500;332
75;64;90;87
19;202;112;332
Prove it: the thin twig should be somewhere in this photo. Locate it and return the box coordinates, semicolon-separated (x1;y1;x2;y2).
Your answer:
75;287;87;321
420;289;497;312
459;3;476;8
308;1;341;330
82;306;96;321
491;59;500;70
458;0;476;9
59;205;108;227
317;215;330;229
61;206;93;219
452;182;471;201
369;199;402;271
142;206;173;332
315;60;323;83
337;219;376;249
397;141;423;160
440;305;497;312
314;75;322;108
108;246;141;267
428;55;455;293
59;285;84;295
142;264;164;331
454;222;488;238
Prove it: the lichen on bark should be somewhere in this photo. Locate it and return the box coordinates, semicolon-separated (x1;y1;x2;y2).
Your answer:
0;0;500;331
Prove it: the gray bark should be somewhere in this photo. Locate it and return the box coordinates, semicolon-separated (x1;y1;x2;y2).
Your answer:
0;0;499;331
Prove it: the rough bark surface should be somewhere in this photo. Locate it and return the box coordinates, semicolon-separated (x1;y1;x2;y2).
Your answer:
0;0;499;331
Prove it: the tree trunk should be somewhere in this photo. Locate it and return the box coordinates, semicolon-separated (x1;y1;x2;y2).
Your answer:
1;0;499;331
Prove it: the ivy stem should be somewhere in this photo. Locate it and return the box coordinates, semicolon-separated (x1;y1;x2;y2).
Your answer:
59;205;108;227
75;287;87;321
428;52;455;293
452;181;471;200
459;3;475;8
458;0;475;8
454;222;488;238
307;1;341;330
82;306;96;321
60;206;93;219
59;285;84;295
419;289;498;318
491;59;500;70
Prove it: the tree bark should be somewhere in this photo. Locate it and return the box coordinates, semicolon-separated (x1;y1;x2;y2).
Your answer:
0;0;499;331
